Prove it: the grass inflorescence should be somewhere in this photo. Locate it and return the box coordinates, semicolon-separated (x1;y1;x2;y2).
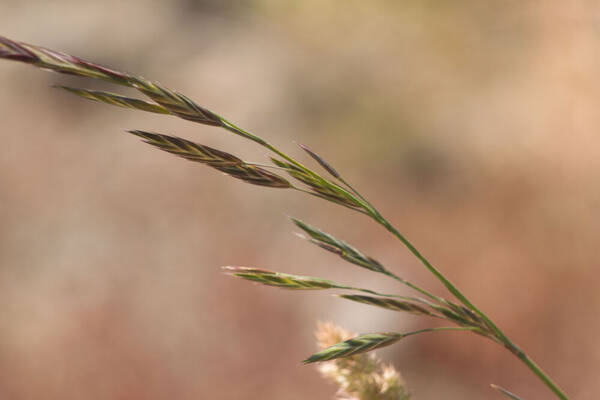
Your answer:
0;35;570;400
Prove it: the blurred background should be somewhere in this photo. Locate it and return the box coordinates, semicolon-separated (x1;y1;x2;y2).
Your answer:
1;1;599;399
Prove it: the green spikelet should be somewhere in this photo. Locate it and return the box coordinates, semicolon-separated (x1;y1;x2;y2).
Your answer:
56;86;169;114
339;294;435;316
127;76;223;126
223;267;350;290
271;158;363;210
304;332;403;363
292;218;386;273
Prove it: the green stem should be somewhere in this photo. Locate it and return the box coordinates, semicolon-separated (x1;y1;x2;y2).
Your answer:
370;211;569;400
372;211;514;342
219;117;569;400
381;270;447;305
508;345;569;400
335;172;568;399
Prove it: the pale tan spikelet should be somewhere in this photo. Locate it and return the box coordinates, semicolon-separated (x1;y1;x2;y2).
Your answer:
316;322;354;349
490;384;524;400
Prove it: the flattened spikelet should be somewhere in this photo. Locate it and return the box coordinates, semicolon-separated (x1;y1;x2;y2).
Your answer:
491;384;524;400
0;35;129;83
304;332;403;363
292;218;386;273
339;294;435;316
128;76;223;126
298;143;340;179
57;86;169;114
223;266;347;290
129;130;290;188
271;158;362;209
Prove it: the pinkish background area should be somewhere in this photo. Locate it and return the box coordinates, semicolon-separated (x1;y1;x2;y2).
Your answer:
1;2;598;399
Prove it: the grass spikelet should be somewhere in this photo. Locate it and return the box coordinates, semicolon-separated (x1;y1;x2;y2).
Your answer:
271;158;363;210
224;266;351;290
490;384;524;400
127;76;224;126
314;322;411;400
0;36;216;123
298;143;340;179
338;294;435;317
56;86;170;114
0;36;271;144
224;268;434;311
0;35;129;83
438;302;495;335
292;218;386;273
304;332;403;363
129;130;290;188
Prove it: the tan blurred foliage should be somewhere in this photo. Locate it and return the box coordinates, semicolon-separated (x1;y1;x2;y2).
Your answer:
1;1;599;399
